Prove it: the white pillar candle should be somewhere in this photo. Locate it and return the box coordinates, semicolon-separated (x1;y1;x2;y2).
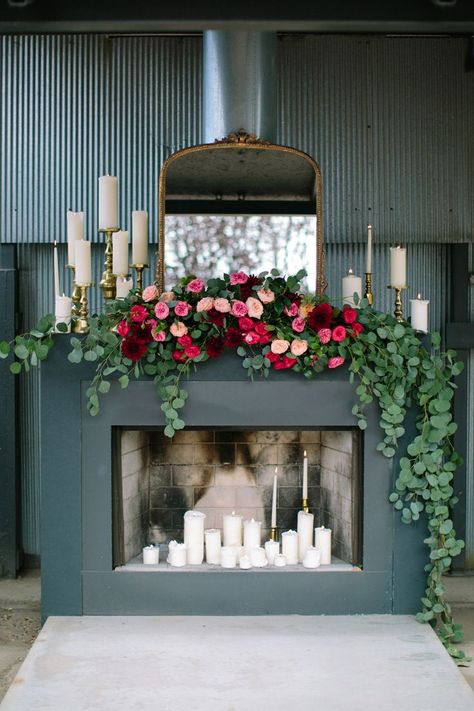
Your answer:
410;294;429;333
230;545;245;563
302;450;308;500
264;540;280;565
112;230;129;276
342;268;362;306
223;512;243;547
366;224;373;273
53;241;60;296
281;530;298;565
167;541;187;567
116;276;133;298
315;526;332;565
98;175;118;230
183;510;206;565
243;518;262;553
249;547;267;567
239;555;252;570
205;528;221;565
390;245;407;288
132;210;149;265
55;295;72;330
303;546;321;569
220;546;237;568
142;545;159;565
271;469;277;528
75;240;91;285
297;510;314;562
67;211;84;266
273;554;287;567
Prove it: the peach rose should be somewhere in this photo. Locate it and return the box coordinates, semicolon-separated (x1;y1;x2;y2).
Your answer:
290;339;308;357
159;291;175;302
170;321;188;337
257;288;275;304
196;296;214;312
298;302;314;319
246;297;263;319
271;339;290;354
142;284;159;302
213;297;231;313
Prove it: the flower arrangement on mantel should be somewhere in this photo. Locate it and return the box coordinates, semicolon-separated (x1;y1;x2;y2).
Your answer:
0;268;468;662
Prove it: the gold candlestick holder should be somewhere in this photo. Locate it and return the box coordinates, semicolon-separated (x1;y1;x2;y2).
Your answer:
66;264;81;319
72;283;93;334
270;527;277;542
302;498;310;514
131;263;148;296
388;285;408;323
99;227;119;300
364;272;374;306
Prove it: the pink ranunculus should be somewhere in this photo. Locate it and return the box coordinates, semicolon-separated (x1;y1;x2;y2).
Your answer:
290;339;308;357
213;297;231;313
142;284;159;302
244;331;260;345
196;297;214;313
154;301;170;320
146;318;158;332
284;303;299;317
130;304;148;323
231;300;248;317
186;278;205;294
318;328;332;344
159;291;175;302
246;297;263;319
257;288;275;304
291;316;305;333
174;300;191;317
271;339;290;354
332;325;347;342
170;321;188;338
116;320;130;337
328;356;345;369
229;271;249;285
152;330;166;342
184;344;200;359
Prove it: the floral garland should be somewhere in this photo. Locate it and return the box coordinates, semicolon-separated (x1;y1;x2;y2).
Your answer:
0;268;469;661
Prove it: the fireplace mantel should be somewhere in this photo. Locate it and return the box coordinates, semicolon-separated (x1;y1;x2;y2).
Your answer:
40;336;426;619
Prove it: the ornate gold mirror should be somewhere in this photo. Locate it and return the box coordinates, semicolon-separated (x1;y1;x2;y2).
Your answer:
156;131;324;295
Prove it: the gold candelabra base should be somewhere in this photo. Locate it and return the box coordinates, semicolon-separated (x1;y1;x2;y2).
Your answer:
72;283;93;333
270;527;277;542
388;285;408;322
99;227;119;300
131;263;148;295
364;272;374;306
302;498;309;514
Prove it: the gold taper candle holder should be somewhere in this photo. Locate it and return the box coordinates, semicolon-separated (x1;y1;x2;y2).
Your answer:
72;283;93;334
131;263;148;295
99;227;119;300
364;272;374;306
388;285;408;323
66;264;81;319
302;498;310;514
270;527;277;542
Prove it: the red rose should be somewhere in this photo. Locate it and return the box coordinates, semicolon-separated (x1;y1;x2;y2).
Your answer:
342;306;358;324
265;351;280;363
254;322;268;336
177;334;192;346
129;304;148;323
206;337;224;359
117;320;130;337
223;327;242;348
172;349;187;363
273;355;296;370
351;322;363;336
121;336;148;361
239;316;254;332
206;309;226;327
184;344;200;359
307;303;333;331
332;325;347;342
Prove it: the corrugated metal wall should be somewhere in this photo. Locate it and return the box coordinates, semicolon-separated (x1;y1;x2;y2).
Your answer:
1;34;472;556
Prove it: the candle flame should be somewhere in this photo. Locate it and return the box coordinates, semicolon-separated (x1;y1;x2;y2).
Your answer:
417;293;422;300
274;466;278;474
231;511;235;516
348;267;353;275
53;240;57;247
368;224;372;229
304;449;307;457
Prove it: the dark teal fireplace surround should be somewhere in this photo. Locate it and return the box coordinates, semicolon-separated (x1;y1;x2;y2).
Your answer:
40;337;426;620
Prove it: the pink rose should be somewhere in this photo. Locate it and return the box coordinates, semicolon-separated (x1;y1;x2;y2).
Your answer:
246;297;263;319
257;288;275;304
146;318;158;331
328;356;345;369
170;321;188;337
290;339;308;357
291;316;305;333
159;291;175;302
332;325;347;342
154;302;170;320
213;297;231;313
174;301;191;317
284;303;299;317
187;278;205;293
318;328;332;344
117;320;130;337
196;297;214;312
142;284;159;302
231;300;248;317
229;271;248;285
152;330;166;342
130;304;148;323
271;339;290;354
244;331;260;345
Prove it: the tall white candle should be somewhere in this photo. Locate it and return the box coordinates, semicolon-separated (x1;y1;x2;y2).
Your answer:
75;240;91;285
98;175;118;230
183;510;206;565
132;210;149;265
112;230;129;276
302;450;308;500
342;268;362;306
297;510;314;562
271;469;278;528
243;518;261;553
410;294;429;333
53;241;60;297
223;512;243;547
204;528;221;565
67;211;84;265
390;246;407;288
366;224;373;273
315;526;332;565
281;530;298;565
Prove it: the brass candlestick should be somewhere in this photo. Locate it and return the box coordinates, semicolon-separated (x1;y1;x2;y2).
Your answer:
364;272;374;306
302;498;309;514
73;283;93;334
99;227;119;300
66;264;81;319
131;263;148;295
270;527;277;542
388;285;408;323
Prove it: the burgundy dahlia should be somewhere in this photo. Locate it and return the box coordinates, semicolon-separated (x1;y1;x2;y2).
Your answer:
206;309;226;328
307;303;333;332
206;337;224;359
223;327;242;348
120;336;149;362
239;275;262;301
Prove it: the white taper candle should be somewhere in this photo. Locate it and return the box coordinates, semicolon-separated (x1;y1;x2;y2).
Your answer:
271;468;278;528
366;224;373;273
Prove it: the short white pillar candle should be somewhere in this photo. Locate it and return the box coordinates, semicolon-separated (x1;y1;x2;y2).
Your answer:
239;555;252;570
249;547;267;568
75;240;91;285
67;211;84;265
112;230;129;276
390;245;407;288
315;526;332;565
273;554;287;567
55;295;72;331
342;268;362;306
132;210;148;265
243;518;262;553
297;510;314;562
142;545;159;565
98;175;118;230
167;541;187;567
220;546;237;568
116;276;133;298
204;528;221;565
183;510;206;565
230;546;245;563
222;512;243;547
281;530;299;565
303;546;321;569
264;540;280;565
410;294;429;333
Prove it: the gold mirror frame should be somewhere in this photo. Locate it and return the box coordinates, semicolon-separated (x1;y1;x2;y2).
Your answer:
156;131;325;295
